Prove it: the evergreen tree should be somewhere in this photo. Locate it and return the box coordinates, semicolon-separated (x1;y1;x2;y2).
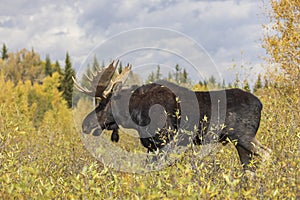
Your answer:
208;75;216;87
156;65;161;80
203;80;208;88
53;60;62;75
198;80;204;87
101;60;105;68
243;79;251;92
146;72;155;83
228;83;233;88
62;52;75;108
175;64;180;83
253;74;262;93
118;62;123;74
1;43;8;60
222;79;226;88
81;64;92;88
45;54;52;77
53;60;63;91
233;73;240;88
182;68;188;83
92;55;99;71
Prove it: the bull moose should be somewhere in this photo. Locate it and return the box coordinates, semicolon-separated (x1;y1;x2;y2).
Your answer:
73;60;271;171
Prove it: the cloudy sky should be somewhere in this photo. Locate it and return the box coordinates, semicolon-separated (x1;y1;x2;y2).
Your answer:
0;0;269;84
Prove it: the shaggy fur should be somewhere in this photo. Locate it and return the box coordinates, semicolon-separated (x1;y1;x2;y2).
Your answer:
82;81;271;170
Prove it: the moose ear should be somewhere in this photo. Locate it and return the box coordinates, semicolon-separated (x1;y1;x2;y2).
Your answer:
113;81;123;94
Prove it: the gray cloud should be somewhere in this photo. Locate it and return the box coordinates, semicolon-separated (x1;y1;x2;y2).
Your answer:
0;0;267;83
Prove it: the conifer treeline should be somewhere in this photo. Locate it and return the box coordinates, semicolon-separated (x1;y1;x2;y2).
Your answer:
145;64;266;92
146;64;189;85
0;43;75;107
1;42;266;107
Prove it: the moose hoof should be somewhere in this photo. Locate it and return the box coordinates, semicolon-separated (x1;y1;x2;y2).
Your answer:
111;132;119;142
92;128;102;136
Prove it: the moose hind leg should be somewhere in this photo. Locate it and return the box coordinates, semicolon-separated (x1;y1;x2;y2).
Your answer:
236;137;271;171
235;145;256;171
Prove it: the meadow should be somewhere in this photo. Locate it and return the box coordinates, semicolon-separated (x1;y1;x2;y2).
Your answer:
0;71;298;199
1;1;299;197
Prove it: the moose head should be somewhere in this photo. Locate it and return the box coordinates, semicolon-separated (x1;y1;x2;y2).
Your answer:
73;60;132;141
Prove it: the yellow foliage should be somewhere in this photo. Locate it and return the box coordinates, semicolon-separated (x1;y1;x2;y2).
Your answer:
192;83;208;91
0;1;298;196
0;78;298;199
263;0;300;131
1;48;44;84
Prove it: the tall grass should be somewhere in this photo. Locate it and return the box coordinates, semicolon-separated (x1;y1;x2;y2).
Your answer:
0;74;298;199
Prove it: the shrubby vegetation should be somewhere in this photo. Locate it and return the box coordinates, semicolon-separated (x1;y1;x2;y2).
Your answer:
0;66;298;198
0;0;298;198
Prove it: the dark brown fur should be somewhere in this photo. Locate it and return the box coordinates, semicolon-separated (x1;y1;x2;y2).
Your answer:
82;81;271;170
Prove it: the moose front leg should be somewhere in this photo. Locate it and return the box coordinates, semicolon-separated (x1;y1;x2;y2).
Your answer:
92;124;119;142
111;128;119;142
108;123;119;142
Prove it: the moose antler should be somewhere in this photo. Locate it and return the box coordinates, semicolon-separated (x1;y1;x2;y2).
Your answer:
103;63;132;97
73;60;131;99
